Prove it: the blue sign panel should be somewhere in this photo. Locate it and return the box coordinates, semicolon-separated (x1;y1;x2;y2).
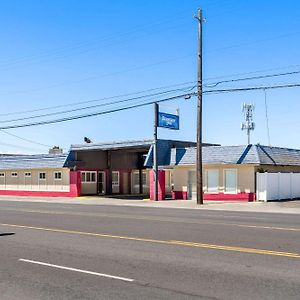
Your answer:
158;112;179;130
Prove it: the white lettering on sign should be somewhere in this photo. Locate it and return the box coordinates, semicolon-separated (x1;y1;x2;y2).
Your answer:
161;115;176;126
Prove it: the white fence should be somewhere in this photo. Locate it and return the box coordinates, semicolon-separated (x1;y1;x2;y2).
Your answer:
256;172;300;201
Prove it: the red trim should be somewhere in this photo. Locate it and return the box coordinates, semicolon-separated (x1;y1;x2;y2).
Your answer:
204;192;255;202
119;170;123;194
171;191;255;202
70;171;81;197
105;169;110;194
149;170;166;200
0;190;77;197
172;191;188;200
128;171;131;194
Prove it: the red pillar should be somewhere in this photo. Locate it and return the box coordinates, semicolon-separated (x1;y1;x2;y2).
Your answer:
150;170;166;200
119;170;123;194
69;171;81;197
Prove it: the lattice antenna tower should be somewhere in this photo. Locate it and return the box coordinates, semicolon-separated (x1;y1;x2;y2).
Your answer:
241;103;255;145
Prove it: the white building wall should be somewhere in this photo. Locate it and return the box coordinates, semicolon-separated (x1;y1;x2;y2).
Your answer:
0;168;70;192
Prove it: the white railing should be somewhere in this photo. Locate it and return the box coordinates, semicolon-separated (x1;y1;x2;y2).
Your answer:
256;172;300;202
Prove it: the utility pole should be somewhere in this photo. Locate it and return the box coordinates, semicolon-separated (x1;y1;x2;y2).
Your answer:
195;8;203;205
153;102;159;201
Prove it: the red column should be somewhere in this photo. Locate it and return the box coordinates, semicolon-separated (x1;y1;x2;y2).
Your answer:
119;170;123;194
69;171;81;197
128;171;131;194
150;170;166;200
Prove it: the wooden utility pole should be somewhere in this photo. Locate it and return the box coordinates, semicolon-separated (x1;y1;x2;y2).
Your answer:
195;8;203;205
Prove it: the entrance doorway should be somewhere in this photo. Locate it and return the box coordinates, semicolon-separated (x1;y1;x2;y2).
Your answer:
98;171;106;194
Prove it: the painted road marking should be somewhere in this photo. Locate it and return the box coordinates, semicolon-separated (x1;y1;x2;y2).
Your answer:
19;259;134;282
1;208;300;232
1;223;300;259
0;207;268;220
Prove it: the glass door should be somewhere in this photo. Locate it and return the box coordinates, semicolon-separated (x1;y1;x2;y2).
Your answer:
98;171;106;194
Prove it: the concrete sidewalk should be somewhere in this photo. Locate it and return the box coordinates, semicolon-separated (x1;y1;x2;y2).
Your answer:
0;195;300;214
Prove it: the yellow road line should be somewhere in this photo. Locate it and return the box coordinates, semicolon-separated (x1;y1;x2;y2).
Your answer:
1;222;300;259
2;208;300;232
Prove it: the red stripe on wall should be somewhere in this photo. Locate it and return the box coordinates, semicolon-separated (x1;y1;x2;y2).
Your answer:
0;190;77;197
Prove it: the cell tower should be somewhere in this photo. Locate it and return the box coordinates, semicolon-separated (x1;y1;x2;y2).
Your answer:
241;103;255;145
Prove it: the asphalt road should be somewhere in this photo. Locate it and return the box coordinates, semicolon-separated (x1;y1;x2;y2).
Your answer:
0;200;300;299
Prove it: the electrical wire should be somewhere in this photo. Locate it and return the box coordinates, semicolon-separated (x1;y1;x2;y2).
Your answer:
1;82;300;130
204;69;300;88
203;82;300;95
0;92;197;130
0;130;51;148
0;80;196;117
0;85;196;124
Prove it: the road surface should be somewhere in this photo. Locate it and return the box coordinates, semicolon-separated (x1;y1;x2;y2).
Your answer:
0;200;300;299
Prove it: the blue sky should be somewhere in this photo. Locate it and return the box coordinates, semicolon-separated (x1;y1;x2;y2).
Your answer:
0;0;300;153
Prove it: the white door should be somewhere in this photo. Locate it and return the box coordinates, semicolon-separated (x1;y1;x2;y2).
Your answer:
112;171;120;194
207;170;219;193
188;170;196;200
224;169;237;193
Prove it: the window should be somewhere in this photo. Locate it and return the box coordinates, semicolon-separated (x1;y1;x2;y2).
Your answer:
142;172;147;186
81;171;96;183
54;172;62;180
133;171;147;186
81;172;86;182
224;169;237;193
133;173;139;185
206;170;219;193
39;172;46;180
112;171;119;186
11;172;18;177
25;172;31;177
0;173;5;177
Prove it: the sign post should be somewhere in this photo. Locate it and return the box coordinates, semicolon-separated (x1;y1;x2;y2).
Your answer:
153;104;179;201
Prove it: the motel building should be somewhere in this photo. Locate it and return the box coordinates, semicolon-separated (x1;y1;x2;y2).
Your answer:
0;139;195;198
163;144;300;201
0;141;300;201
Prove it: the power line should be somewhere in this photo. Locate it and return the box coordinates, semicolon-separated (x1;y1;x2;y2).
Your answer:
0;85;196;124
204;63;300;83
3;64;300;119
0;141;47;152
204;69;300;88
1;81;300;130
0;92;197;130
2;66;300;121
0;130;51;148
203;82;300;94
0;81;196;117
0;53;195;97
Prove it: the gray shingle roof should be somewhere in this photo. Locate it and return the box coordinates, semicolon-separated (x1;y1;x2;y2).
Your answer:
71;139;198;152
169;144;300;166
0;153;69;170
71;139;154;151
144;141;216;167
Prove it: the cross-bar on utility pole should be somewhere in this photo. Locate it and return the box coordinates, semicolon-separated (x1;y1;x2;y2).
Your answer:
153;102;159;201
195;8;203;205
